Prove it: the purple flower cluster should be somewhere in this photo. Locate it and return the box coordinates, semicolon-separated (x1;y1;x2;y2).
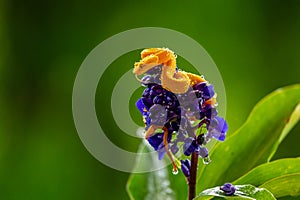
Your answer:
135;65;228;177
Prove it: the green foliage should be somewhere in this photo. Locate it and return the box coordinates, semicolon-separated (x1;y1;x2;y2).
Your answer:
234;158;300;197
127;84;300;199
260;173;300;198
234;158;300;186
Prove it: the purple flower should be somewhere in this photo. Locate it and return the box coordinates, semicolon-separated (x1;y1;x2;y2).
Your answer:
180;159;191;177
170;144;179;154
143;112;151;126
207;116;228;141
193;82;215;100
141;97;153;111
135;98;145;114
149;104;167;126
157;146;166;160
135;69;228;173
220;183;236;196
198;146;209;158
200;104;218;120
147;132;164;151
183;139;199;156
202;84;215;100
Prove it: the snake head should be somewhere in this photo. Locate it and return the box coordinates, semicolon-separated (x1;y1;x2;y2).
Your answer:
133;48;176;75
133;54;159;75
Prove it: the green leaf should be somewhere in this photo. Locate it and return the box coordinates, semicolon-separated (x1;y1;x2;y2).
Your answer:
197;84;300;192
259;173;300;198
126;141;187;200
233;158;300;198
234;157;300;186
277;101;300;146
195;184;276;200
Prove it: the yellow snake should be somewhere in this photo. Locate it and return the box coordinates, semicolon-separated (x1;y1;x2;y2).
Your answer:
133;48;206;94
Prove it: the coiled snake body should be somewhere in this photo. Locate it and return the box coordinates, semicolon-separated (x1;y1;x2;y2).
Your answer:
133;48;207;94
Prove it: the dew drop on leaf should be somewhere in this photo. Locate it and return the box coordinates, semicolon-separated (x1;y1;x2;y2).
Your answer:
172;169;179;175
203;157;211;165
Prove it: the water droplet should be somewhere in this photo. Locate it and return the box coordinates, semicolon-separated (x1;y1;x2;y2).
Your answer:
203;156;211;165
172;169;178;175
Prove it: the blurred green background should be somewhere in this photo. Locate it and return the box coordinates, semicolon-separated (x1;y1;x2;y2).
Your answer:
1;0;300;199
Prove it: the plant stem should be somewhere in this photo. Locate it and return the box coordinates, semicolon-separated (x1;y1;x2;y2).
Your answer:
188;152;198;200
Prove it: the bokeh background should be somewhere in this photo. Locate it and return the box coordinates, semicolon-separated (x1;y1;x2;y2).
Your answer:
1;0;300;199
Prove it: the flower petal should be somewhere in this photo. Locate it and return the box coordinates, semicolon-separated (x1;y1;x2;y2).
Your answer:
180;159;191;177
136;98;145;114
208;117;228;141
147;133;164;151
